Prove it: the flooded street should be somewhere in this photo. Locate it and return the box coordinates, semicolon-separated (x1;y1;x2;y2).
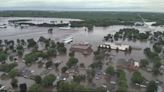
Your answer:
0;17;164;91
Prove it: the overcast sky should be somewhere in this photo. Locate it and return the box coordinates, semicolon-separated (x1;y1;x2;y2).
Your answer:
0;0;164;12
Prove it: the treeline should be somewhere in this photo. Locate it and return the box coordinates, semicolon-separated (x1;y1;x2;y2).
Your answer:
0;11;140;20
1;11;164;26
71;19;134;27
0;11;150;27
152;20;164;26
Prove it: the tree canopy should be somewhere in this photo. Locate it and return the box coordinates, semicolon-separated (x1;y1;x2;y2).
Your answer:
66;57;78;68
0;52;8;62
131;71;144;84
146;81;157;92
29;84;42;92
57;81;106;92
42;74;56;87
105;66;115;75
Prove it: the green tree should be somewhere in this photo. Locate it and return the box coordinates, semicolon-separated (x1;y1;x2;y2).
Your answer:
73;75;86;83
9;56;14;61
8;69;18;78
0;63;17;72
17;45;24;50
90;61;103;69
47;48;57;57
17;50;23;56
140;59;149;68
86;69;95;83
34;75;42;84
16;45;24;56
57;81;105;92
28;84;42;92
153;60;161;75
57;42;67;54
116;69;128;92
17;39;20;44
153;67;160;75
50;40;56;48
24;51;47;64
69;51;75;57
94;50;105;61
66;57;78;68
42;74;56;87
153;43;162;53
21;39;26;45
61;66;68;73
154;60;161;68
131;71;144;84
11;78;18;88
146;81;157;92
45;61;53;68
105;66;115;75
0;52;7;62
27;39;37;48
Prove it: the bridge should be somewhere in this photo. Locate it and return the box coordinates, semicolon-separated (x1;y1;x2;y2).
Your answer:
137;14;156;31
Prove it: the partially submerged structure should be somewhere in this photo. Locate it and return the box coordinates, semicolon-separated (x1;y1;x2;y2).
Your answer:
0;24;7;28
70;42;93;55
116;59;140;71
63;37;73;44
99;42;130;51
19;68;34;79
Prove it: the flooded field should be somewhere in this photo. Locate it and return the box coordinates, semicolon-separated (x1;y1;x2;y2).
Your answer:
0;17;164;91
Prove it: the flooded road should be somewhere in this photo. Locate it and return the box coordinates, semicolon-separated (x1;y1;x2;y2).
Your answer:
0;17;164;91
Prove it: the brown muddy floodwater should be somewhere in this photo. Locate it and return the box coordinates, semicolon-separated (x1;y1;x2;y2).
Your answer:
0;17;164;90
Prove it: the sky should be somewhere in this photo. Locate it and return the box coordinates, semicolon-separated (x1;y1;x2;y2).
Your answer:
0;0;164;12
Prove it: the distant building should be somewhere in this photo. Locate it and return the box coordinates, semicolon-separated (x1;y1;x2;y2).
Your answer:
70;42;93;55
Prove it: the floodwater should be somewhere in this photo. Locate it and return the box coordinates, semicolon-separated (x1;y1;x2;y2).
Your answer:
0;17;164;91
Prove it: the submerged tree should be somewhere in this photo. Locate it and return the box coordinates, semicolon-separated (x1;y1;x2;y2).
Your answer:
29;84;42;92
105;66;115;75
66;57;78;68
0;52;7;63
34;75;42;84
131;71;144;84
42;74;56;87
146;81;157;92
11;78;18;88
